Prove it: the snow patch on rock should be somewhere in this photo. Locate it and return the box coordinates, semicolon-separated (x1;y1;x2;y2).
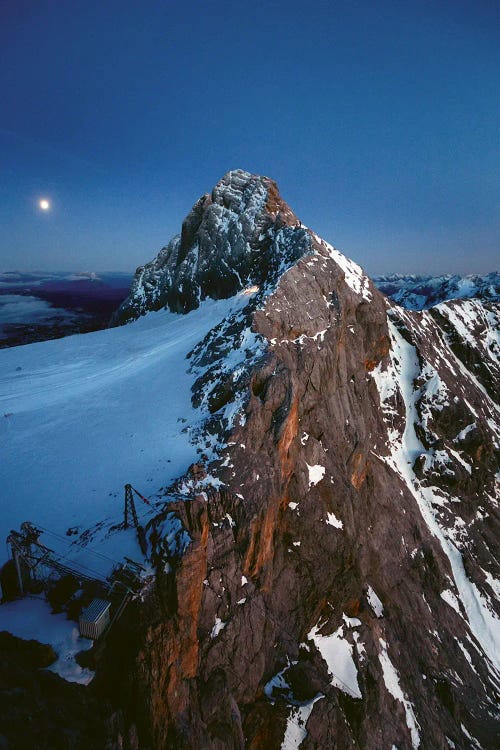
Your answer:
280;694;324;750
210;617;226;639
326;512;343;529
371;315;500;677
308;623;362;699
0;597;93;685
310;232;372;302
366;586;384;618
379;638;421;749
306;463;325;488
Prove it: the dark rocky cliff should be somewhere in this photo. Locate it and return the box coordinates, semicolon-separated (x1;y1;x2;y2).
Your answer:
107;171;499;749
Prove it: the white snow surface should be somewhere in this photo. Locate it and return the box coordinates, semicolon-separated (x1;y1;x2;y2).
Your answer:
438;300;499;368
379;638;421;748
0;294;253;574
210;616;226;639
280;695;324;750
373;272;500;310
454;422;476;442
326;512;343;529
0;596;93;684
310;232;372;302
366;585;384;617
306;463;325;488
441;589;461;615
308;623;362;698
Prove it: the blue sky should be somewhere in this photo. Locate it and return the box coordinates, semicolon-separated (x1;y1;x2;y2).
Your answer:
0;0;498;275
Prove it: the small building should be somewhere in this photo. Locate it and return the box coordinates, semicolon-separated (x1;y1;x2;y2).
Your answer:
79;598;111;640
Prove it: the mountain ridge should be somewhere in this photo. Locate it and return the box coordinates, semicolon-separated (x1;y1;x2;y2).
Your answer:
107;170;500;748
0;170;498;750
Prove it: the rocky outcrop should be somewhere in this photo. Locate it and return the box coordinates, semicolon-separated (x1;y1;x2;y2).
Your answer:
106;173;499;749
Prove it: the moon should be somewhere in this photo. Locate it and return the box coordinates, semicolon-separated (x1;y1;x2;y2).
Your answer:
39;198;51;211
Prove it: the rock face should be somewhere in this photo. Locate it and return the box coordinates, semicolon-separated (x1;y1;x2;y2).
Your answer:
107;171;500;749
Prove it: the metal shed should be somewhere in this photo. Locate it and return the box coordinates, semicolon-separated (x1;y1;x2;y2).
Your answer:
79;598;111;640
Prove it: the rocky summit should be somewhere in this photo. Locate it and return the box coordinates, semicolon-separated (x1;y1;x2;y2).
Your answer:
1;170;498;750
112;169;307;321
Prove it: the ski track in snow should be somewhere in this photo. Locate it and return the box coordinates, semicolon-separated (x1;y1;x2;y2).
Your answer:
0;294;252;574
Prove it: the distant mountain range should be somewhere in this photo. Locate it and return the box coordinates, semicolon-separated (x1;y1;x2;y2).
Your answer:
0;271;133;347
373;272;499;309
2;266;498;351
1;268;498;349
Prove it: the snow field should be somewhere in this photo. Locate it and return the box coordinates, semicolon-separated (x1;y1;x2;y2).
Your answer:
0;294;252;574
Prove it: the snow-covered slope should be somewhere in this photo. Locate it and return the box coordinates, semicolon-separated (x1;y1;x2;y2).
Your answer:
0;291;259;575
0;596;93;683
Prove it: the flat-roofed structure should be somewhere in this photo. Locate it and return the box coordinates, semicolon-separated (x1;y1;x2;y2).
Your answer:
79;598;111;640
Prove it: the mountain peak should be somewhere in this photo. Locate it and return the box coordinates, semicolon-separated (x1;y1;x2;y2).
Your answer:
209;169;298;224
113;170;307;321
210;169;269;211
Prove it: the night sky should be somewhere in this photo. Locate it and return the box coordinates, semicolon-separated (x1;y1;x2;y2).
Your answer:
1;0;498;275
